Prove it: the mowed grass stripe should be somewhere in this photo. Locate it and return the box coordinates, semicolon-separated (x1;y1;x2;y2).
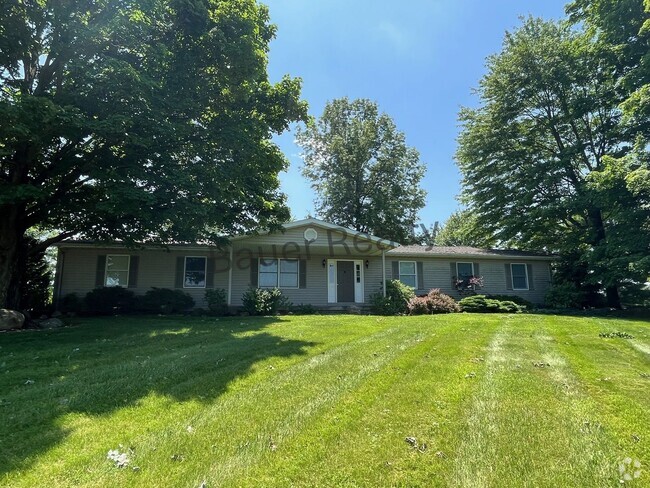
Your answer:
5;319;424;487
546;316;650;476
240;315;499;487
449;315;619;487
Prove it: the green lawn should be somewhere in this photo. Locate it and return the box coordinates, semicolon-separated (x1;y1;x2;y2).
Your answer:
1;313;648;487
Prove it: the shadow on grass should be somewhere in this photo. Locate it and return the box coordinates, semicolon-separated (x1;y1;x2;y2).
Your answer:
0;315;317;476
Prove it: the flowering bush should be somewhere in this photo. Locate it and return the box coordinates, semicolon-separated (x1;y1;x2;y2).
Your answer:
408;289;460;315
454;275;484;294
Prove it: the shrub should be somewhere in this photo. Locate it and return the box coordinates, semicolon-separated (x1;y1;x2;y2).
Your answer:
544;282;586;309
459;295;523;313
408;289;460;315
138;287;195;314
485;294;534;310
292;303;318;315
205;288;229;316
84;287;136;315
242;288;292;316
369;280;416;315
60;293;84;314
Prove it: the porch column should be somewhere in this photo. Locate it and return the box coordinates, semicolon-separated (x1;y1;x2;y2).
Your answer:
382;250;386;297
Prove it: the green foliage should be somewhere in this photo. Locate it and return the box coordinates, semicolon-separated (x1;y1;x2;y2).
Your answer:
60;293;83;314
139;288;195;314
297;98;426;244
0;0;307;307
369;280;416;315
8;236;52;314
291;303;318;315
84;287;135;315
544;282;588;309
485;295;534;310
434;209;494;247
456;16;650;308
205;288;229;316
241;288;292;316
459;295;522;313
408;289;460;315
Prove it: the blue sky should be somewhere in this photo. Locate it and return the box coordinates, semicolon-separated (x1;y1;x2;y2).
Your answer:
264;0;568;227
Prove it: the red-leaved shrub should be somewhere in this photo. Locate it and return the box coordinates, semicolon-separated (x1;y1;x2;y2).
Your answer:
408;289;460;315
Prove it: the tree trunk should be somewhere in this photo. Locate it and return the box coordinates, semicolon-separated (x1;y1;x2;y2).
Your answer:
0;211;21;310
587;207;622;309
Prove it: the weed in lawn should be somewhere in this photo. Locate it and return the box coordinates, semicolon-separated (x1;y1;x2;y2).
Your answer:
599;331;634;339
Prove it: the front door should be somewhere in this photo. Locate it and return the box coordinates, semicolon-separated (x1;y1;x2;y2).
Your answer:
336;261;355;302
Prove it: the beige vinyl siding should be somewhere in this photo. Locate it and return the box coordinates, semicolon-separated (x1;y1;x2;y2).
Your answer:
228;253;384;306
57;248;229;308
386;257;551;304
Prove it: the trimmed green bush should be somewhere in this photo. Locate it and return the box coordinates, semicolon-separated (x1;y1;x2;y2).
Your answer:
408;289;460;315
459;295;522;313
292;303;318;315
370;280;416;315
84;287;135;315
242;288;292;316
60;293;83;314
544;282;585;309
205;288;229;316
486;294;534;310
139;288;195;314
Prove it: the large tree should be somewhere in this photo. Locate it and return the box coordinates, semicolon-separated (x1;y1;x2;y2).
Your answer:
434;209;495;248
456;17;650;308
0;0;307;308
297;98;426;244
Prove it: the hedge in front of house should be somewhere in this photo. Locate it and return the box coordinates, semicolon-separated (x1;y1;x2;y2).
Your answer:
84;287;136;315
408;289;460;315
370;280;415;315
242;288;292;316
139;288;195;314
459;295;523;313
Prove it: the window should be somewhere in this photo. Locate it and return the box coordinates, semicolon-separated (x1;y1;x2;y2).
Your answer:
399;261;417;288
259;258;299;288
105;255;130;287
279;259;299;288
511;263;529;290
184;257;207;288
456;262;474;280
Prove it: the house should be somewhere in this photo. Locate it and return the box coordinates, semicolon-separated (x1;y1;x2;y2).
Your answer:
52;218;555;310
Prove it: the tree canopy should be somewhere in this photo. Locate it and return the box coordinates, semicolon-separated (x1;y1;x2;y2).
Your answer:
297;98;426;244
0;0;307;307
456;14;650;308
434;210;494;248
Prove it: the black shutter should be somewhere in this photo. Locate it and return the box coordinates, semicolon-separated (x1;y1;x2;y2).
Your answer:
527;264;534;290
417;262;424;289
95;255;107;287
473;262;480;277
206;258;215;288
505;263;513;290
391;261;399;280
250;258;259;287
175;257;184;288
450;262;456;279
128;256;139;288
299;259;307;288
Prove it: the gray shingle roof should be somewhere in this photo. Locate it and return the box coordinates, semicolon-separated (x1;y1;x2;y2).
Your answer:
387;245;555;260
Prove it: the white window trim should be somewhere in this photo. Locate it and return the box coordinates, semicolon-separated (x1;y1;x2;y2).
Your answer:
105;255;130;287
398;260;418;288
510;263;529;291
456;262;475;278
183;256;207;289
258;258;300;289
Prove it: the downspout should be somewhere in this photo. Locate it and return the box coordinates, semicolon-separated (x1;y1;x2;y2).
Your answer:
382;250;386;297
227;245;233;306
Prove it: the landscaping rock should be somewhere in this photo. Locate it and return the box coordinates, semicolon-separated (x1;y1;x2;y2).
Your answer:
39;318;64;329
0;309;25;330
